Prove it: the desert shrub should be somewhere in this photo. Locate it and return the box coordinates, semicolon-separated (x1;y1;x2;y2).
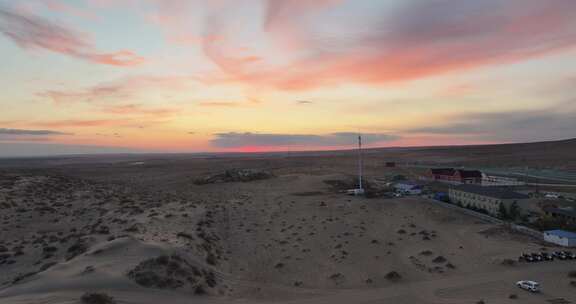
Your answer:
82;266;95;275
385;271;402;281
501;259;516;266
194;285;207;295
42;246;58;253
568;270;576;278
509;294;518;299
177;232;193;240
80;292;116;304
11;271;37;284
432;256;447;263
205;253;217;266
66;239;90;260
124;225;140;232
128;255;217;294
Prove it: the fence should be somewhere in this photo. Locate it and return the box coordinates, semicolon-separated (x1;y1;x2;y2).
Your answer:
423;197;543;239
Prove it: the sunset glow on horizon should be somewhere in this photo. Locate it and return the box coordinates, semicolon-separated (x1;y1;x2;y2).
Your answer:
1;0;575;156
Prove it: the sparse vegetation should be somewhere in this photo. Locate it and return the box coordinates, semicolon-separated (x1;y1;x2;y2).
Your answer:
501;259;516;266
1;144;575;303
385;271;402;281
432;256;447;263
80;292;116;304
127;255;217;294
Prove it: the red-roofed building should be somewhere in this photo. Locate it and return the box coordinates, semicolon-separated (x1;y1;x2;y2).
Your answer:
425;168;482;184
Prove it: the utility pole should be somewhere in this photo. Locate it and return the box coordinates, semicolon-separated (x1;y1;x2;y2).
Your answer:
358;134;363;191
346;134;365;196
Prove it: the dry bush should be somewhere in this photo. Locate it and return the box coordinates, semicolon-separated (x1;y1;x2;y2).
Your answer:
80;292;116;304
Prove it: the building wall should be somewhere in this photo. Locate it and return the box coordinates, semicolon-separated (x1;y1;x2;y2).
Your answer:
448;188;524;216
482;176;525;186
462;177;482;184
543;233;576;247
544;211;576;224
433;175;461;184
426;172;481;185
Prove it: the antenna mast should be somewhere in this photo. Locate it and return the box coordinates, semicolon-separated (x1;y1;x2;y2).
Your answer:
358;134;363;190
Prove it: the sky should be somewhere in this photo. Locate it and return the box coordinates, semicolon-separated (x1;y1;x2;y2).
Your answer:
0;0;575;156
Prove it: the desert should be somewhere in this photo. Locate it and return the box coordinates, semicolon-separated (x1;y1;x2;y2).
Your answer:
1;139;576;304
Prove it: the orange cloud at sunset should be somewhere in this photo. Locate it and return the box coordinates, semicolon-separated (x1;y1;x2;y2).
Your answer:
1;0;575;156
0;6;144;66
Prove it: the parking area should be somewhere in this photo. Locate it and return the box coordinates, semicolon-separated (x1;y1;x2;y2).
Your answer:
518;250;576;263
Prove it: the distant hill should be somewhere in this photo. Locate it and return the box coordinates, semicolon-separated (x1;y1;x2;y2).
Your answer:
383;137;576;170
0;138;574;171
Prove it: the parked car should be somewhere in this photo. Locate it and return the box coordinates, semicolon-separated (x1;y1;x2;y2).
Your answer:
553;251;568;260
540;252;554;261
516;280;540;292
562;251;575;259
519;253;534;262
530;253;543;262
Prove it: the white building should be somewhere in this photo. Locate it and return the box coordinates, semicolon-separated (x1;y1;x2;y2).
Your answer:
482;175;525;186
394;182;422;195
543;230;576;247
449;184;530;216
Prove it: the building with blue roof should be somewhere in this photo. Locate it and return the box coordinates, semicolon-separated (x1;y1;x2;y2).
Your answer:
394;181;423;195
543;230;576;247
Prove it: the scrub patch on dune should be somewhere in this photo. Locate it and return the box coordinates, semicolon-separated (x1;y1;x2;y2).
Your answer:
127;254;219;295
194;169;273;185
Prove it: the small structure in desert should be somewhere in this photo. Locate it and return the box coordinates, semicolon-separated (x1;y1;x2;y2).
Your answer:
542;206;576;225
543;230;576;247
481;175;524;186
394;181;422;195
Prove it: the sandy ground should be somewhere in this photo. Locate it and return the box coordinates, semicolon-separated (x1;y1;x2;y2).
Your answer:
1;152;575;304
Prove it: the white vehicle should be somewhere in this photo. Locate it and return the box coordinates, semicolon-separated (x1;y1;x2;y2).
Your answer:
544;193;559;199
346;188;365;196
516;280;540;292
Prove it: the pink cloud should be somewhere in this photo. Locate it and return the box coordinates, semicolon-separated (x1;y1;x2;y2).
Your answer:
198;101;240;107
37;75;196;105
101;104;181;117
29;117;169;129
33;119;130;128
264;0;341;44
0;6;144;66
203;0;576;91
41;0;98;20
38;83;129;105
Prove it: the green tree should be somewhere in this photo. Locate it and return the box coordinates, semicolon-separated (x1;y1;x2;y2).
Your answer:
498;202;509;220
508;201;520;222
